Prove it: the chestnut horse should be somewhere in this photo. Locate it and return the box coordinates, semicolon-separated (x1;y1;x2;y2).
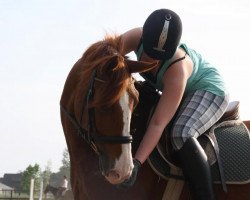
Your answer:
60;35;250;199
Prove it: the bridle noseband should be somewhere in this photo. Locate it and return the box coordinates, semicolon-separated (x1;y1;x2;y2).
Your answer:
60;70;133;155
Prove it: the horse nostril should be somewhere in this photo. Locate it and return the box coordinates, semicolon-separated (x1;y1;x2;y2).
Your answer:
107;170;120;180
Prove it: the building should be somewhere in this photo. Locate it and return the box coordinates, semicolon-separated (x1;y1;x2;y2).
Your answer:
1;173;22;191
0;182;14;195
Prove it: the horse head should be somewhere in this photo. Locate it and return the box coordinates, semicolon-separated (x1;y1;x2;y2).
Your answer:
60;35;157;185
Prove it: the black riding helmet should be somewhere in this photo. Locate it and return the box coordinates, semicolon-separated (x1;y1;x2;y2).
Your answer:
142;9;182;60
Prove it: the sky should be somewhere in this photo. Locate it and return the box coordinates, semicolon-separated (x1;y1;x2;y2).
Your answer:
0;0;249;177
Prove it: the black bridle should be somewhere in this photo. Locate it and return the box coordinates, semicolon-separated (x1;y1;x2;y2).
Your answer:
60;70;133;155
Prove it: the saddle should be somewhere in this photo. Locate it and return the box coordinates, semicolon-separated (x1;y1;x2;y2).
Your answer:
133;81;250;189
146;99;250;188
158;101;240;167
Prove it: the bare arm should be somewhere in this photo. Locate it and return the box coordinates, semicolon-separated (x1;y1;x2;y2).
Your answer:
134;61;192;164
120;27;142;55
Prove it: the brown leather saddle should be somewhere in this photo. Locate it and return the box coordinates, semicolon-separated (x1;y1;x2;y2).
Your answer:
151;100;240;168
133;81;249;192
147;100;250;192
149;101;240;166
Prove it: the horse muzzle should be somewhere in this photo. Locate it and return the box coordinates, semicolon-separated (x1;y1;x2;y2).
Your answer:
99;154;133;184
104;169;132;184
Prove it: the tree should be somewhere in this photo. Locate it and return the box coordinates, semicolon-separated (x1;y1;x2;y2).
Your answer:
49;148;71;187
41;161;52;187
61;148;70;169
21;164;41;193
59;148;70;179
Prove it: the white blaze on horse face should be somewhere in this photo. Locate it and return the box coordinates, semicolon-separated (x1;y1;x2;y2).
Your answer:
113;91;133;181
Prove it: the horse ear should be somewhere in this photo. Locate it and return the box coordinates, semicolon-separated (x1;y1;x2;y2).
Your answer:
126;59;158;74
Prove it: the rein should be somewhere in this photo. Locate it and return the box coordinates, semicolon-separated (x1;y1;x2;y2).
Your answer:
60;70;133;155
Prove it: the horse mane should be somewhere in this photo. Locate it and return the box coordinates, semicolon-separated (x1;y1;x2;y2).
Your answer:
77;34;133;107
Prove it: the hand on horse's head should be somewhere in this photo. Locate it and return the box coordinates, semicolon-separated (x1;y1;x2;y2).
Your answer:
116;159;142;190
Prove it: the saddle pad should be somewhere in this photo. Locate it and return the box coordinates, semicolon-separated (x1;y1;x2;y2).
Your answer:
148;120;250;184
211;121;250;184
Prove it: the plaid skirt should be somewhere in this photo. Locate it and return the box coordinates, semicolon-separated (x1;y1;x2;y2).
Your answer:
170;90;229;150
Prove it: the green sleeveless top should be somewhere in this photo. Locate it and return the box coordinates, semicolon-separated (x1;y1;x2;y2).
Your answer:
136;43;228;96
